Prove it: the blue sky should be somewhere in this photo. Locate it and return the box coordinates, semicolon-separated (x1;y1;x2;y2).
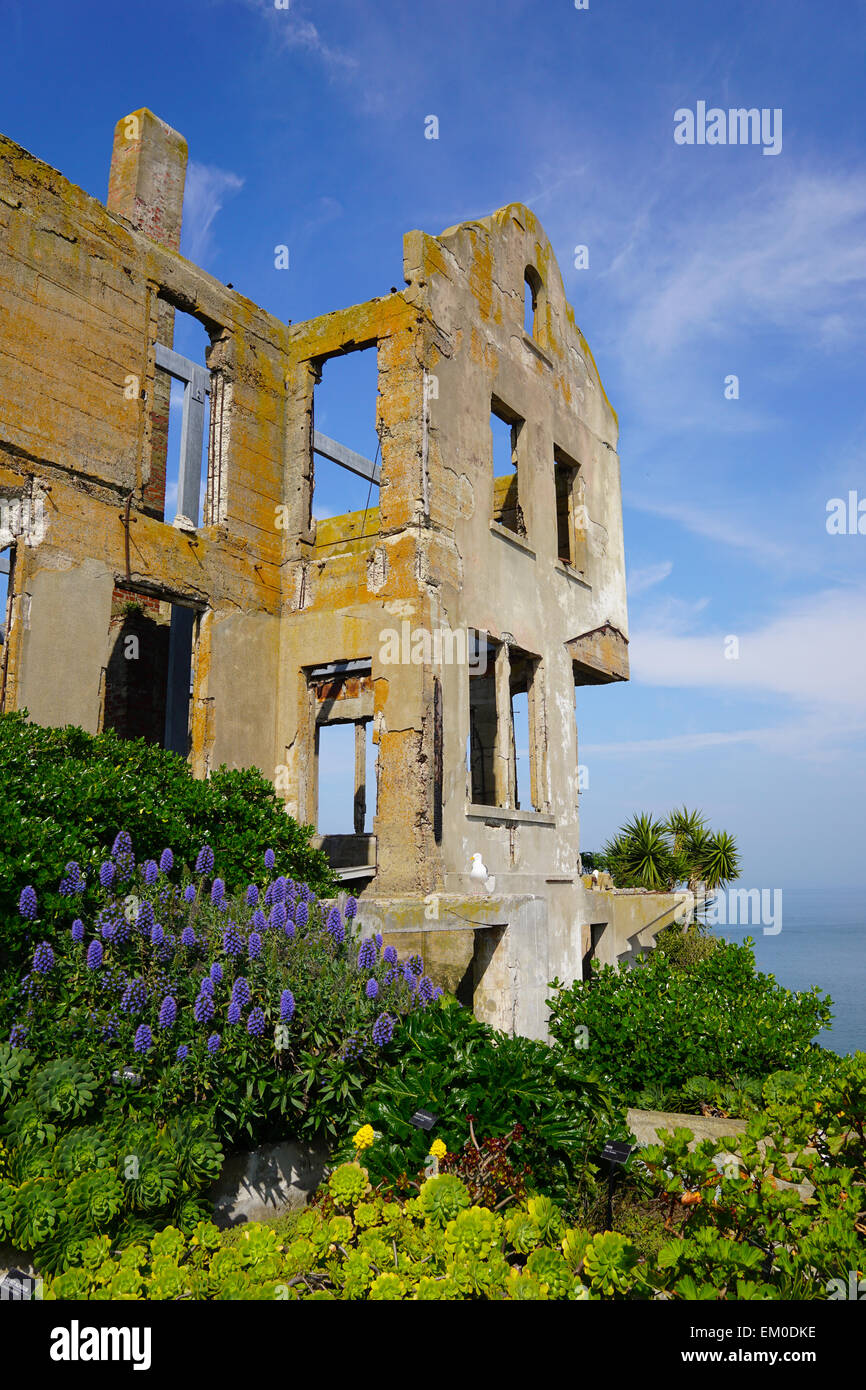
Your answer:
2;0;865;885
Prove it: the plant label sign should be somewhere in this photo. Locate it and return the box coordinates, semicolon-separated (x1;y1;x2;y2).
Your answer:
601;1140;633;1168
410;1109;438;1131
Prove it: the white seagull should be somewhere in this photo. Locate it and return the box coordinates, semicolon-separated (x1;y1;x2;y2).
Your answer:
469;852;495;894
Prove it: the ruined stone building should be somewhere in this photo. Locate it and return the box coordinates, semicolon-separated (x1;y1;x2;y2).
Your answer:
0;111;684;1038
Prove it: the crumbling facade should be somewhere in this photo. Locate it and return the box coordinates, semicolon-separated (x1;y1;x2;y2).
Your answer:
0;112;686;1039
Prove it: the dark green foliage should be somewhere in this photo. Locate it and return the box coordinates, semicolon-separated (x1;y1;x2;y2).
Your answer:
0;711;334;970
548;938;833;1101
338;1002;629;1220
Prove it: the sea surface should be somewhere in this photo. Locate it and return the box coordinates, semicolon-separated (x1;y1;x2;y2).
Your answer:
709;887;864;1057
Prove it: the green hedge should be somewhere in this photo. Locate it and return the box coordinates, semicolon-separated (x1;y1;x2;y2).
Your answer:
0;711;334;969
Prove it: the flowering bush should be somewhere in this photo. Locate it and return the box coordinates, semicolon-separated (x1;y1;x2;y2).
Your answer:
2;835;438;1146
0;711;335;973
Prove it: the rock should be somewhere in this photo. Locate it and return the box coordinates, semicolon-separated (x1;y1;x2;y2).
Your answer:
209;1140;329;1228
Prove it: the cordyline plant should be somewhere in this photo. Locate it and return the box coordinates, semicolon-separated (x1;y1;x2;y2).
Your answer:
594;806;740;896
2;833;441;1146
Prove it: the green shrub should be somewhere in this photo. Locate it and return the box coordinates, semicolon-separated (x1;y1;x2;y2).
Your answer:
548;938;833;1101
1;839;434;1149
639;1051;866;1299
654;923;720;971
335;1002;628;1221
0;711;335;971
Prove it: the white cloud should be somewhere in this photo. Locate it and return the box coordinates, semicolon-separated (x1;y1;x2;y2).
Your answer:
619;170;866;357
627;559;673;596
631;587;866;707
628;496;794;568
181;162;244;263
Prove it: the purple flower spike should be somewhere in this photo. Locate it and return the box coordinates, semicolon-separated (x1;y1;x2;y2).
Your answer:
181;926;196;947
195;845;215;876
372;1013;395;1047
383;945;397;965
345;896;358;920
227;999;241;1025
199;977;214;998
32;941;54;975
112;831;133;860
121;978;147;1014
264;848;275;871
133;1024;153;1054
176;1044;189;1061
245;884;259;907
143;860;159;887
247;1006;265;1037
365;978;379;1000
9;1023;29;1049
86;940;103;970
419;975;435;1003
248;932;262;960
159;996;177;1029
183;884;197;904
374;933;382;951
18;886;38;920
223;926;243;957
295;901;309;929
253;908;267;933
326;907;345;945
280;988;294;1021
159;848;174;873
283;919;295;940
269;904;287;932
207;1032;221;1054
232;976;251;1007
194;993;214;1024
99;861;116;890
357;939;377;971
150;924;164;946
210;878;225;906
210;961;223;984
71;919;85;943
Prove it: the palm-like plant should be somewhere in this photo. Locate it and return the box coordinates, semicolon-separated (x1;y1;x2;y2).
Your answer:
600;808;740;899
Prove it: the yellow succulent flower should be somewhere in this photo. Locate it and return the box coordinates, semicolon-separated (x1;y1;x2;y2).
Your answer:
352;1124;375;1152
429;1138;447;1160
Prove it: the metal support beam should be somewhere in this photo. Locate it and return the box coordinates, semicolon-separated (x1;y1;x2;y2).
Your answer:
313;431;380;485
155;342;210;526
164;605;195;756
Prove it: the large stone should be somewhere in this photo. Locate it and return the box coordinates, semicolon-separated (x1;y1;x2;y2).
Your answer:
209;1141;329;1227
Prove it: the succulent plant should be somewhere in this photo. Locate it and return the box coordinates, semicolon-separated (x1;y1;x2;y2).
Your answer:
31;1060;97;1121
418;1173;471;1225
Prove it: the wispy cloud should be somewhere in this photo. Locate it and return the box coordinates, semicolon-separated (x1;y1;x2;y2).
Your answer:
631;587;866;707
628;496;793;568
181;162;244;263
627;559;673;597
616;169;866;357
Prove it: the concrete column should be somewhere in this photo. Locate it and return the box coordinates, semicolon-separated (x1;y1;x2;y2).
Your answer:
353;719;367;834
107;109;188;251
494;642;513;808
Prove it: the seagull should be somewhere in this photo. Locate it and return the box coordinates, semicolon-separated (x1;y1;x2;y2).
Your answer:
591;868;600;885
470;852;495;894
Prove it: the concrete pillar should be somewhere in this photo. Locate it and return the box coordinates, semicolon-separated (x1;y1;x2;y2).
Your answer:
108;110;188;519
107;109;188;251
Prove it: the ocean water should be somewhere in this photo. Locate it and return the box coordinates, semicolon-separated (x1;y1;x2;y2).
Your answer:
709;887;865;1057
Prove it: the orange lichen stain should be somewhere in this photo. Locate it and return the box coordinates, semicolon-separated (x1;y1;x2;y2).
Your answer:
315;507;381;556
467;232;494;322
